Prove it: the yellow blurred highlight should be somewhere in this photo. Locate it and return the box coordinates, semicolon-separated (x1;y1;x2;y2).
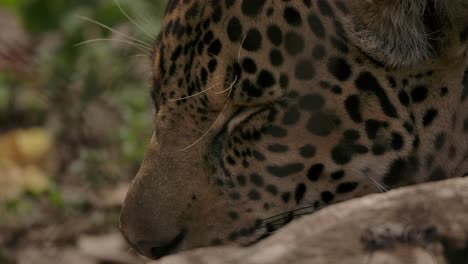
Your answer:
23;165;50;195
0;128;53;164
0;161;24;201
0;128;54;201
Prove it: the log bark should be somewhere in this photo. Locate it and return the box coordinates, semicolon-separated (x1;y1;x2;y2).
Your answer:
151;178;468;264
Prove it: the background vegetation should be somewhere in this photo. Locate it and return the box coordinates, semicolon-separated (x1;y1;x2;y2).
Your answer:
0;1;167;263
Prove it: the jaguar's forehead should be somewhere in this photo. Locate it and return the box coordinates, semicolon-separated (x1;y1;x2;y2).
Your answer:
152;0;351;109
150;0;468;120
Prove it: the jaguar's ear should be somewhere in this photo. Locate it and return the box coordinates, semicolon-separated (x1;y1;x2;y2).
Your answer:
345;0;468;67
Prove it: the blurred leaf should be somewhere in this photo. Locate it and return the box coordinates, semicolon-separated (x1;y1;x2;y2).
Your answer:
95;1;124;27
4;197;32;214
20;0;68;34
0;80;10;113
47;186;64;208
0;0;21;10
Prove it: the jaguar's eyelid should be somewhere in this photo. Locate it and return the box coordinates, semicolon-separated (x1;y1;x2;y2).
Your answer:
226;106;269;134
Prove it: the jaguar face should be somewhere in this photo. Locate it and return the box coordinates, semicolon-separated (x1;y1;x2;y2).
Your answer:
120;0;468;259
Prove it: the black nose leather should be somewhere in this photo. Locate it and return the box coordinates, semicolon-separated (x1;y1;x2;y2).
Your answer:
137;231;186;259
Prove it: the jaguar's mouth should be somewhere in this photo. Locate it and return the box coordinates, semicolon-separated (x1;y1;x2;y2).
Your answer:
148;230;187;259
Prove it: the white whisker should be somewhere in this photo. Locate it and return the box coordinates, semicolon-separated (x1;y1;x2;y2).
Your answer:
76;16;151;48
169;81;222;102
179;77;238;151
208;52;227;66
74;38;151;53
130;54;150;58
114;0;155;41
369;175;388;192
237;34;247;63
212;75;238;94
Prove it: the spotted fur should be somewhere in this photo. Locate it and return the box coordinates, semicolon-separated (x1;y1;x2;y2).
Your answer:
120;0;468;260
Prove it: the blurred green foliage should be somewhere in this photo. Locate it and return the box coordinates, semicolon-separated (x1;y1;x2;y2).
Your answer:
0;0;167;230
0;0;164;33
1;0;167;176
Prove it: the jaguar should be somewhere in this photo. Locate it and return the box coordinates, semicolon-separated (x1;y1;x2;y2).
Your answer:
119;0;468;260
